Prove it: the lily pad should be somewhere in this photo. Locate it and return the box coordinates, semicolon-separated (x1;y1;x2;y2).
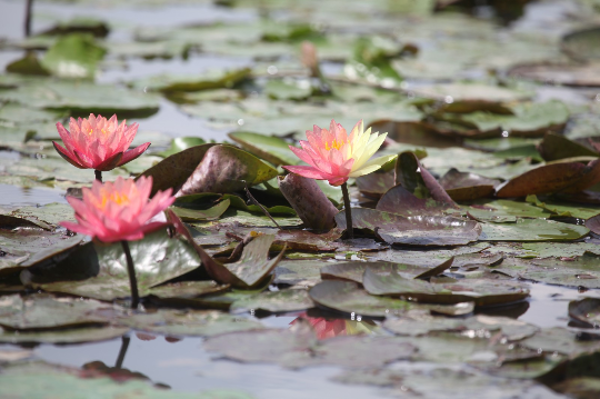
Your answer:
228;131;298;166
562;26;600;61
118;309;264;337
230;289;315;313
496;158;600;198
34;230;201;301
336;208;481;246
139;143;218;196
309;280;474;317
41;33;106;79
177;145;279;196
0;78;160;116
384;314;538;341
479;219;589;241
439;169;499;201
0;293;121;330
0;326;130;345
568;297;600;328
363;267;530;306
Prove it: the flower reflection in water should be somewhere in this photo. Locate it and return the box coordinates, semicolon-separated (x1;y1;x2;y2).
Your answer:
290;312;378;340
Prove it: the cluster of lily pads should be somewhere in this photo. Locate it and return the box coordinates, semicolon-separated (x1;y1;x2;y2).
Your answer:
2;0;600;397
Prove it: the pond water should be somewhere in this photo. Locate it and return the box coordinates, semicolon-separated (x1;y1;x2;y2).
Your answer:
1;0;600;397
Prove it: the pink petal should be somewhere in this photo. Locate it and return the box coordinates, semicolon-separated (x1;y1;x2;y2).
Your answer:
53;142;85;169
118;142;150;166
283;165;331;180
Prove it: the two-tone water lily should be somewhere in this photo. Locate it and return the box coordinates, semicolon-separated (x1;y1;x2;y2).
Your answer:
53;114;150;181
283;120;394;238
282;119;394;186
61;176;174;308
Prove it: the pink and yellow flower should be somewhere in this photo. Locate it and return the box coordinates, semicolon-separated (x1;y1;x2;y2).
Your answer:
60;176;174;243
53;114;150;171
282;120;395;186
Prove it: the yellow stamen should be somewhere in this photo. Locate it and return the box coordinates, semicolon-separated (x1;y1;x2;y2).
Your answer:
99;191;131;208
324;140;345;151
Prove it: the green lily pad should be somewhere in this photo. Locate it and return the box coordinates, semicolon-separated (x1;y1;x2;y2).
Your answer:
118;309;264;337
521;327;600;356
568;297;600;328
3;202;75;230
383;314;538;341
0;78;160;116
264;79;312;100
562;26;600;61
309;280;474;317
273;260;325;287
41;33;106;79
479;219;589;241
158;137;207;158
34;230;201;301
526;195;600;220
171;199;231;222
204;322;416;369
130;68;251;92
0;229;81;277
465;199;550;223
0;326;130;345
228;131;298;166
230;289;315;313
363;267;530;306
0;361;256;399
321;258;453;284
0;293;122;330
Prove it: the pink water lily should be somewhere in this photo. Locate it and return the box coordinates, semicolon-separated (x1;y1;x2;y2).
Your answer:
61;176;174;243
282;119;395;186
53;114;150;172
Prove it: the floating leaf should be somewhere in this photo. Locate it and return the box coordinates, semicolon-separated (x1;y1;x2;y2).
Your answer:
41;33;106;79
384;314;538;341
230;289;315;313
496;158;600;198
363;267;529;306
177;145;279;196
479;219;589;241
309;280;474;317
139;143;218;196
376;184;452;217
568;297;600;328
562;26;600;61
228;131;297;166
0;293;121;330
336;208;480;246
439;169;499;201
118;309;264;337
538;132;598;162
34;230;201;301
0;326;129;345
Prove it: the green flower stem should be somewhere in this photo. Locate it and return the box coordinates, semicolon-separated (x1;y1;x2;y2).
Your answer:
121;240;140;309
94;170;102;182
341;182;353;239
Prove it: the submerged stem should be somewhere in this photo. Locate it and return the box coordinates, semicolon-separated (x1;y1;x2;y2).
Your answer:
24;0;33;37
94;169;102;182
121;240;139;309
341;182;353;239
115;335;131;369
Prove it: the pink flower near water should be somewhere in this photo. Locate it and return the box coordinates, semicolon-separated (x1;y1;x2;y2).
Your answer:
60;176;174;243
282;119;395;186
53;114;150;171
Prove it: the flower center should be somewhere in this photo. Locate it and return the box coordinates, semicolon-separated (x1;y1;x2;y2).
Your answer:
100;191;131;208
88;128;109;136
325;139;345;151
